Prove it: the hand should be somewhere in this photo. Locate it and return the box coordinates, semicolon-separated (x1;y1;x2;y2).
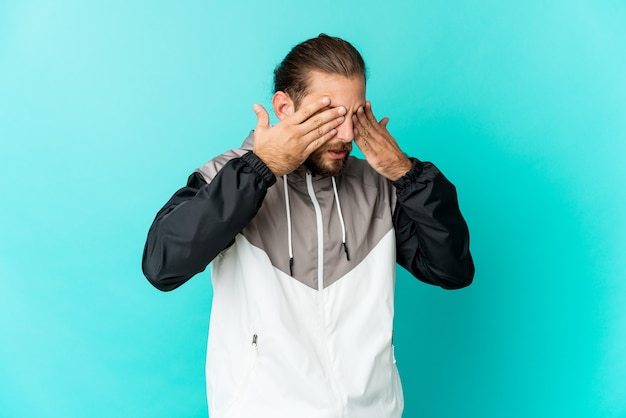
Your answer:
252;97;347;177
352;101;412;181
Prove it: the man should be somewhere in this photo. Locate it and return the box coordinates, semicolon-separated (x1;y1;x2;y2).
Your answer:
142;34;474;418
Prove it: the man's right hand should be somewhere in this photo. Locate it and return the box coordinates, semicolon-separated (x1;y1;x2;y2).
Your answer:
252;96;347;177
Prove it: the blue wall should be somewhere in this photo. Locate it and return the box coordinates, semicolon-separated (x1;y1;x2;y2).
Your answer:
1;1;624;417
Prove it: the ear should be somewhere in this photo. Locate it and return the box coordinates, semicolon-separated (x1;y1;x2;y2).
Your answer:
272;91;295;121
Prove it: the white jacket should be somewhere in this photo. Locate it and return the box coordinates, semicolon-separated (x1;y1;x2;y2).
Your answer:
142;133;474;417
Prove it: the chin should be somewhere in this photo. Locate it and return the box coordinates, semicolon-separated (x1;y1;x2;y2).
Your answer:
305;154;348;177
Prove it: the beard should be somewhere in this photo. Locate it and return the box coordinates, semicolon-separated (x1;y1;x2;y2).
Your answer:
304;143;351;177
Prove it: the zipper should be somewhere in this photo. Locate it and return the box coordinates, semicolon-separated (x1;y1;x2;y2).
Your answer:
306;172;325;291
305;172;345;416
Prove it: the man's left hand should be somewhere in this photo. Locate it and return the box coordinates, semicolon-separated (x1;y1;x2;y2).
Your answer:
352;101;413;181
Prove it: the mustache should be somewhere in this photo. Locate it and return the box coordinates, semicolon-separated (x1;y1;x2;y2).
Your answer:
325;143;352;152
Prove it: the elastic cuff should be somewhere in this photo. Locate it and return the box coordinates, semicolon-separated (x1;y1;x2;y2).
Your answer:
391;157;424;191
242;151;277;187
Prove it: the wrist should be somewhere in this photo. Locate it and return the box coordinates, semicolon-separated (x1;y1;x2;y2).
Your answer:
386;158;414;182
391;157;424;188
243;151;277;186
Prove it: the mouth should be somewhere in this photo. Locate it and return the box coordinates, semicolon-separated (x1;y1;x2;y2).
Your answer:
327;150;348;159
326;144;351;160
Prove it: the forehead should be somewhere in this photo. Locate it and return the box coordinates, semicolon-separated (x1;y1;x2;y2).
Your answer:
303;70;365;111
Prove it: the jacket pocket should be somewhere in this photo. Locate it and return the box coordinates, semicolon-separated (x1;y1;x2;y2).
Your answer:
224;333;259;418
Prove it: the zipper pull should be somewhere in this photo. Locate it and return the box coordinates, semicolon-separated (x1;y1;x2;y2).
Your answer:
251;334;258;348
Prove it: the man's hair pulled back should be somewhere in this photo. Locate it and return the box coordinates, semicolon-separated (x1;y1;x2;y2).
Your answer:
273;34;366;108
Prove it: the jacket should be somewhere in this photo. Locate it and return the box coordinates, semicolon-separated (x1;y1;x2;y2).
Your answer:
142;132;474;418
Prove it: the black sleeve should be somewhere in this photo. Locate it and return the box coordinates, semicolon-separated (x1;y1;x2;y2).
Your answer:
392;158;475;289
142;151;276;291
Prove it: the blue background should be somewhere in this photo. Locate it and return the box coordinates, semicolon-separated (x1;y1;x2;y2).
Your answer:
1;1;625;417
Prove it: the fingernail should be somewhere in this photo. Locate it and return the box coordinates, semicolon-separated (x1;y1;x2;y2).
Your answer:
337;106;346;115
336;116;345;123
322;97;330;105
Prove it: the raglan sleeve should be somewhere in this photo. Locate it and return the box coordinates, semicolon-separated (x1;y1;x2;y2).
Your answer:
392;158;474;289
142;151;276;291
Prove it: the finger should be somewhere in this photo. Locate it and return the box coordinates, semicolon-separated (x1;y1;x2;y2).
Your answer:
302;107;346;138
302;113;345;143
363;101;380;127
291;96;331;124
355;105;373;131
304;127;338;154
352;114;364;135
353;109;373;142
352;126;371;152
300;100;346;127
252;104;270;130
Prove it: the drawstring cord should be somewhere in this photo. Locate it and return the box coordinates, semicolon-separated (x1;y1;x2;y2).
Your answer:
284;174;350;277
283;175;294;275
331;177;350;261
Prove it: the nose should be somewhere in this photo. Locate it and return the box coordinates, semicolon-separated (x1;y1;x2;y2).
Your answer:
336;116;354;143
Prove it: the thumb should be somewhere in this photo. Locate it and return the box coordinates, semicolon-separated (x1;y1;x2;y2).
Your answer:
379;117;390;130
252;104;270;129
